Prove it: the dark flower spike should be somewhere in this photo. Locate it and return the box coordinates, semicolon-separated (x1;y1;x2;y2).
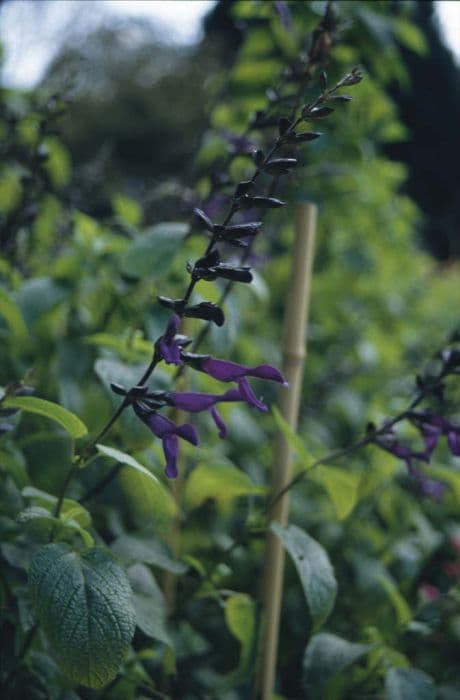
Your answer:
235;180;255;197
237;196;286;210
157;296;186;314
193;207;214;233
263;158;298;176
184;302;225;327
110;382;127;396
155;314;183;365
194;264;253;284
303;106;334;119
133;405;198;478
283;131;323;144
215;221;263;241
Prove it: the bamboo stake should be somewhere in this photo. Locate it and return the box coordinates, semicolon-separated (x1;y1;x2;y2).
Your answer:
254;202;317;700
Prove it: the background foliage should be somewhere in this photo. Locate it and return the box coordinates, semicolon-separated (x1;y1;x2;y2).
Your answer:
1;1;460;698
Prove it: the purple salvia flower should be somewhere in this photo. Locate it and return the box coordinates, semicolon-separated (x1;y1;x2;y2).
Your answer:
168;388;243;437
448;430;460;456
274;0;293;31
133;405;198;478
410;412;460;459
156;314;183;365
200;357;287;385
182;354;287;412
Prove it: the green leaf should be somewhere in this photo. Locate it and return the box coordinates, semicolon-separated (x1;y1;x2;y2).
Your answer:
15;277;67;326
385;667;436;700
184;462;260;511
4;397;87;438
271;523;337;631
96;445;177;529
29;544;136;689
118;222;188;279
378;576;412;626
0;287;28;339
111;534;187;575
22;487;92;528
303;633;373;690
112;193;142;227
128;563;171;646
311;466;360;520
118;465;177;531
272;407;313;466
97;444;160;484
225;593;256;667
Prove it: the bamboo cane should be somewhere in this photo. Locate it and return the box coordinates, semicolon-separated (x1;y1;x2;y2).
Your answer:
254;201;317;699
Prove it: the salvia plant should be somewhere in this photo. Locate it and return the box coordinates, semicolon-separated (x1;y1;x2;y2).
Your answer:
1;1;460;699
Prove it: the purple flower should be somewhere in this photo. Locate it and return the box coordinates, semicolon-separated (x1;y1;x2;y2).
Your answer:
274;0;293;31
155;315;183;366
410;412;460;459
375;424;447;501
168;388;244;438
133;405;198;478
181;354;287;412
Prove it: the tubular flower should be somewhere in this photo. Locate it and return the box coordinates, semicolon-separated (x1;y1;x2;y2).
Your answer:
168;388;244;438
133;404;198;478
409;411;460;459
155;314;186;366
182;354;287;411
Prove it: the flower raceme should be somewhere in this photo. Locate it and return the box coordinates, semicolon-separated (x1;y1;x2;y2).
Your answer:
128;338;287;477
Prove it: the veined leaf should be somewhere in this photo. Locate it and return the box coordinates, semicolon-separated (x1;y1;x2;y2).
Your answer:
29;544;135;689
4;397;87;438
272;523;337;631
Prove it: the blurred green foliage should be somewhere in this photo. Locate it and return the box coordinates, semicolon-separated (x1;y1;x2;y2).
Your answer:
1;1;460;698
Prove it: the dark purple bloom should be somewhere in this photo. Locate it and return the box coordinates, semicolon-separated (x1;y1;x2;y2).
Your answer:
410;412;460;459
181;355;287;413
168;387;243;438
156;315;183;366
133;405;198;478
221;130;256;155
274;0;293;31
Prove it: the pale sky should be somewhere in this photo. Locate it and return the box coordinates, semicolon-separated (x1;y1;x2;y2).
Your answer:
0;0;459;89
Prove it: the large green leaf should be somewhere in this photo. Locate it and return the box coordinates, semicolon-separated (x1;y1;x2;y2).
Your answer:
4;396;87;438
128;563;171;646
118;466;177;531
271;523;337;631
303;633;373;690
184;461;261;511
97;444;160;484
118;222;187;279
111;534;187;575
311;466;360;520
29;544;135;689
385;667;436;700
